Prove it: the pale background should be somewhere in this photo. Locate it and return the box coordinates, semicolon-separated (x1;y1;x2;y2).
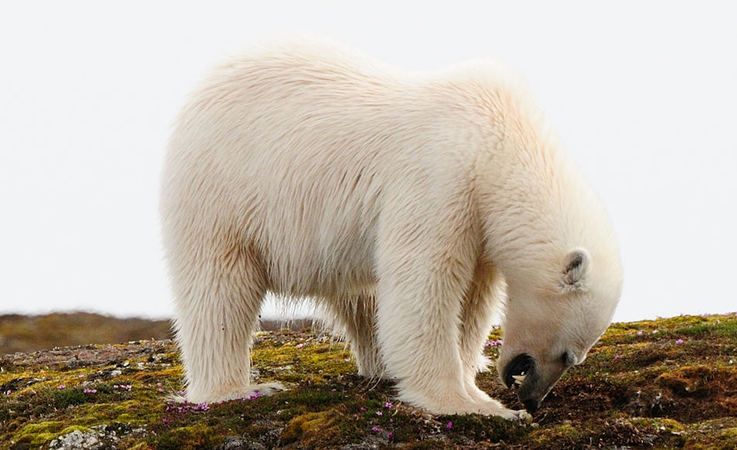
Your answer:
1;1;735;322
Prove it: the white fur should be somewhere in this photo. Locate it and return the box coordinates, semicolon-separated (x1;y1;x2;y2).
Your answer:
160;39;622;418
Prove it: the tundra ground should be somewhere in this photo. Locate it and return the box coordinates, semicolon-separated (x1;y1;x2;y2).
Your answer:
2;313;736;449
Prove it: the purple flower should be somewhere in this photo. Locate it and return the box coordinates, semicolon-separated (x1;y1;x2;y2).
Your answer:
485;339;503;348
387;431;394;441
114;384;132;391
295;343;305;349
57;384;66;390
446;421;453;430
83;388;97;394
165;401;210;414
384;401;394;409
371;425;382;433
675;338;685;345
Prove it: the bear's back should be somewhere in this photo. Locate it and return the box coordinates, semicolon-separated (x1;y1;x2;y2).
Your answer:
163;40;500;298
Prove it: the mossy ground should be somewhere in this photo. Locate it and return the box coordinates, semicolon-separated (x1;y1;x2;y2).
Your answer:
1;313;736;449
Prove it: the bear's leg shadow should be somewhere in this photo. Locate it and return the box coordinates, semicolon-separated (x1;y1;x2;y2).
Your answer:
171;234;282;403
459;261;506;404
323;294;386;379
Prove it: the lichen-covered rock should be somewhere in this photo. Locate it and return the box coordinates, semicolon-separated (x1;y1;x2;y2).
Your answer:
1;313;736;449
49;429;101;449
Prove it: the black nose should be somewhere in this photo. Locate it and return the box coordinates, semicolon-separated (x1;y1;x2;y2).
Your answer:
523;398;540;413
502;353;535;388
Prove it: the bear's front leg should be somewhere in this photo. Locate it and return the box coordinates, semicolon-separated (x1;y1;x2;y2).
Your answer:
459;261;507;404
374;242;521;419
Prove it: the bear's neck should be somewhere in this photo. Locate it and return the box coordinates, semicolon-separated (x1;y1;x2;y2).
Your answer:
474;122;591;290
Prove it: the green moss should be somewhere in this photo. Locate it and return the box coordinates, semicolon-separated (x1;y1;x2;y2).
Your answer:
13;421;65;445
152;422;220;450
52;387;90;408
75;399;162;426
252;340;355;384
529;422;581;447
628;416;685;432
681;418;737;449
125;443;150;450
281;410;340;444
675;320;737;338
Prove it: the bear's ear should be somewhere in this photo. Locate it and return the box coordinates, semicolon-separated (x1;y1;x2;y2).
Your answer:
560;248;590;292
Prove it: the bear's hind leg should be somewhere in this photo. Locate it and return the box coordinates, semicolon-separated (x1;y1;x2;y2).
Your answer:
324;294;386;379
170;234;281;404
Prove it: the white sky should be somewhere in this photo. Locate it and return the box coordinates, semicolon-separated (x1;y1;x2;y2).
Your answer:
1;1;735;322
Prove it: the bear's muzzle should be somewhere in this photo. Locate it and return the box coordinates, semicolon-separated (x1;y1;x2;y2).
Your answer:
502;353;567;413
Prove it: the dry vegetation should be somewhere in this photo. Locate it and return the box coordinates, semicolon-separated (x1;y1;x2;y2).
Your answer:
0;313;312;355
1;313;736;449
0;313;173;355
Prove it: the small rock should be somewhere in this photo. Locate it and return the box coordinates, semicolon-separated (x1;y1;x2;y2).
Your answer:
49;429;102;449
218;436;267;450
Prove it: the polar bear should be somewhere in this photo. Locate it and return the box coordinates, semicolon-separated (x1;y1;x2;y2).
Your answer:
160;40;623;419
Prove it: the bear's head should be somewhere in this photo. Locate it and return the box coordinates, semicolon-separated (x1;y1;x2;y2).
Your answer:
496;247;622;413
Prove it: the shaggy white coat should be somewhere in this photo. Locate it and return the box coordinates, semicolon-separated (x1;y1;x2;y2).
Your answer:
161;40;623;418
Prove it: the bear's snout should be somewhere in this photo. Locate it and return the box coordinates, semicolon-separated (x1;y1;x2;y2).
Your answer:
504;353;569;413
522;398;540;413
502;353;535;389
